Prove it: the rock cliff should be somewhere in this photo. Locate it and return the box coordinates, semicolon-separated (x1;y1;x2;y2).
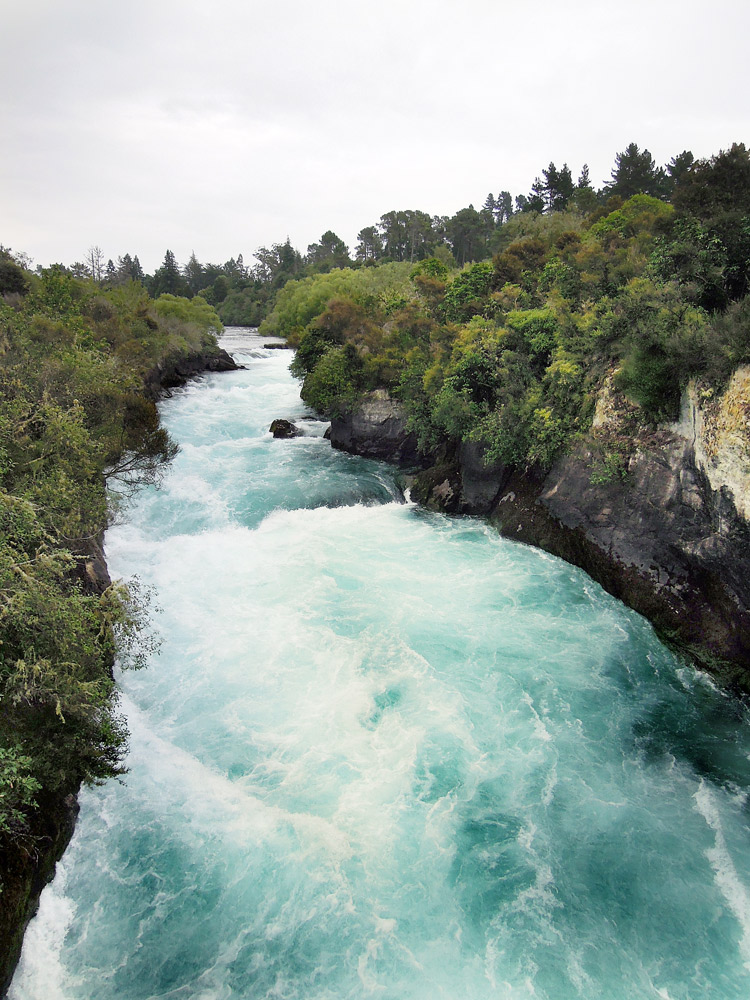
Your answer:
334;379;750;688
329;390;423;465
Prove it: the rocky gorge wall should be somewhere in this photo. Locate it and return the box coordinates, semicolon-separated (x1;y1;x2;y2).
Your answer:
329;376;750;689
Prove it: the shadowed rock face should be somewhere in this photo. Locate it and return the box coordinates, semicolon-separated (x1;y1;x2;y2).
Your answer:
329;390;423;465
336;386;750;687
144;347;240;400
0;793;80;997
529;434;750;678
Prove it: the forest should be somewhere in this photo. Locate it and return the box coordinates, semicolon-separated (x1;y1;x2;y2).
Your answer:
260;143;750;476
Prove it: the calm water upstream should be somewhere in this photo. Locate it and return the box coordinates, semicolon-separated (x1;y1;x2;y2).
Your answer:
10;328;750;999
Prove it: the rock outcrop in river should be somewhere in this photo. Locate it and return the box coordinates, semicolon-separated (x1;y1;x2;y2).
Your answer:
329;390;422;465
143;346;240;400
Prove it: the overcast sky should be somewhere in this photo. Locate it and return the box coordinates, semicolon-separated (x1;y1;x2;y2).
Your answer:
2;0;748;274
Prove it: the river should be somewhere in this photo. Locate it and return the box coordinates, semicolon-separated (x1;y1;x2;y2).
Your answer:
10;328;750;999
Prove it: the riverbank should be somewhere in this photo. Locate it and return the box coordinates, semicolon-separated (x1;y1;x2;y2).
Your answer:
329;379;750;690
0;344;240;998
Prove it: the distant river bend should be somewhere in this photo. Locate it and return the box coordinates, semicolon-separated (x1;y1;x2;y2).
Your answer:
11;328;750;1000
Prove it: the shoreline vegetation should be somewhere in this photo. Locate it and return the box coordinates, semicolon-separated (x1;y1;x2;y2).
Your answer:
260;143;750;688
2;139;749;991
0;265;236;992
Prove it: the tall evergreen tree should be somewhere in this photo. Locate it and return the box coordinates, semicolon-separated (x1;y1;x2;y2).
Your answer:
183;252;204;295
151;250;188;297
608;143;668;199
355;226;383;264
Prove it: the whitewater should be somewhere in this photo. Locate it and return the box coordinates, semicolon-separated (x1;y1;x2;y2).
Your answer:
10;328;750;999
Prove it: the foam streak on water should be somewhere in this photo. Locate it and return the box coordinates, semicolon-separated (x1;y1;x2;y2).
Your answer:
10;329;750;999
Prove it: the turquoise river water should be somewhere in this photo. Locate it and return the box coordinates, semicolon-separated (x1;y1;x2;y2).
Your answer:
10;329;750;999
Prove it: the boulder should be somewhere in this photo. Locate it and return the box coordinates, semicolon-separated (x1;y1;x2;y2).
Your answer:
329;390;422;465
269;418;301;439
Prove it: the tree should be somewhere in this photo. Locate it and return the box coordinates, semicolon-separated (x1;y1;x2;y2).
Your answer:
543;162;574;212
130;255;144;283
673;143;750;219
306;231;351;272
525;178;546;214
404;210;438;261
573;164;598;214
253;240;303;287
494;191;514;225
84;245;105;283
0;252;29;296
446;206;487;265
183;252;204;295
379;211;410;261
150;249;189;297
665;150;695;194
607;143;667;199
355;226;384;264
672;144;750;301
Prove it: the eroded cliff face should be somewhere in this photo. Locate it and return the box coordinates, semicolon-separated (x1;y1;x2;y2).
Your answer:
329;390;423;465
334;381;750;688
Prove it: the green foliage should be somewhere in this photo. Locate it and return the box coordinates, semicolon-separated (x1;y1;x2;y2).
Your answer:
606;143;668;200
300;346;360;417
152;294;223;339
0;747;41;837
673;143;750;219
0;258;29;297
443;262;494;323
260;263;414;342
274;141;750;470
588;194;673;242
589;437;630;485
605;280;712;419
0;262;207;847
648;217;727;310
217;285;270;327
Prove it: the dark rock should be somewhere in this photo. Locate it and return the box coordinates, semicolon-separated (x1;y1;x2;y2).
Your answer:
328;384;750;687
527;435;750;682
329;390;423;465
0;790;80;996
143;347;242;400
411;463;463;512
263;342;289;349
71;532;112;595
270;418;301;439
457;440;512;513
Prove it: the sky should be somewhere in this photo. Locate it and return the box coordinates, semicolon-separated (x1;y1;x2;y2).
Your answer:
1;0;749;274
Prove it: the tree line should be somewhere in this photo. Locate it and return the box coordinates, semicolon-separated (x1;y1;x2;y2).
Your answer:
38;142;702;328
262;142;750;476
